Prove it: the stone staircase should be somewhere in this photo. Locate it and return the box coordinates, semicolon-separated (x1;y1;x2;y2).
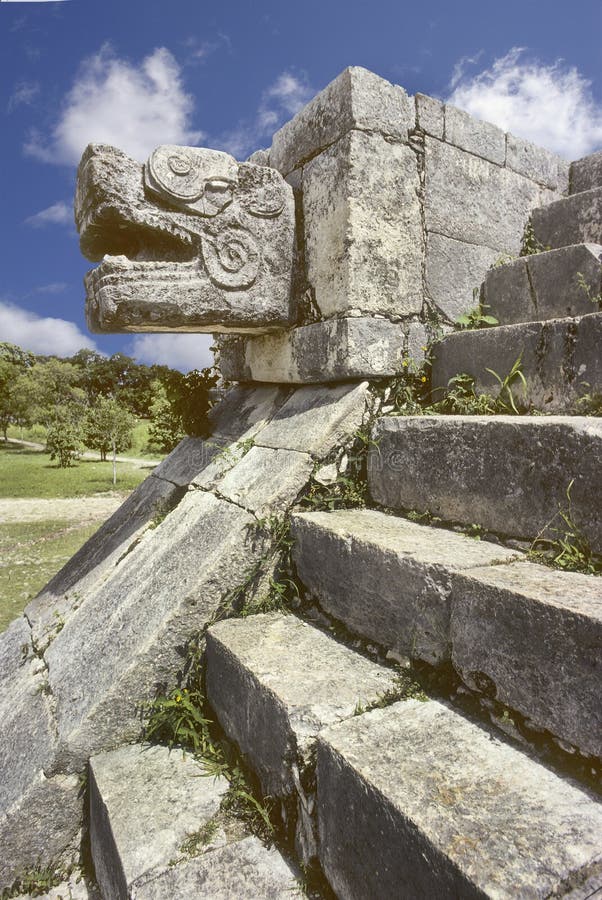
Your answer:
188;152;602;897
432;150;602;412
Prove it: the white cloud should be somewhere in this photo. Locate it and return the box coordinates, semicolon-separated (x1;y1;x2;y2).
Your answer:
7;80;39;112
29;282;69;296
447;48;602;159
220;71;313;159
24;44;203;165
0;301;98;356
25;200;72;228
129;334;214;373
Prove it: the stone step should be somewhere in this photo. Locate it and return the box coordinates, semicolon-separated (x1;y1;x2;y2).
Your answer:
89;742;301;899
368;415;602;551
531;186;602;249
482;243;602;325
431;311;602;413
204;611;399;863
290;509;602;758
316;700;602;900
571;150;602;195
290;509;520;666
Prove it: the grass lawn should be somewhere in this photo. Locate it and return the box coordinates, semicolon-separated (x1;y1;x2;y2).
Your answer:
0;442;154;498
0;519;101;632
7;418;164;461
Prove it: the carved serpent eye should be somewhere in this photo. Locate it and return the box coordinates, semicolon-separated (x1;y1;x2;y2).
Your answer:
147;147;205;202
145;145;240;216
167;155;193;176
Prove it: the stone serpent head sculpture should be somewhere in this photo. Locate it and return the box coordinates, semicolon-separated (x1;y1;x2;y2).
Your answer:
75;143;295;334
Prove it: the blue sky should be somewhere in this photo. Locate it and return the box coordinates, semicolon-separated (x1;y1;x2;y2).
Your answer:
1;0;601;371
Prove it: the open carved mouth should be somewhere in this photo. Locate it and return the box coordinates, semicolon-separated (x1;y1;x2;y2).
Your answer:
75;143;295;334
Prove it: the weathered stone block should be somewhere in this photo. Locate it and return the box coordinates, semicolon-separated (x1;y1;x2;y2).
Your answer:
254;382;369;457
571;149;602;194
317;700;602;899
532;187;602;248
291;510;520;664
131;837;300;900
444;104;506;165
484;243;602;326
482;256;533;324
206;613;397;793
426;232;500;322
0;622;81;889
302;130;423;318
208;385;290;440
218;318;427;384
424;137;555;252
369;415;602;551
506;132;569;191
205;612;397;860
200;446;314;517
431;312;602;412
526;243;602;319
25;475;181;650
76;143;296;334
270;66;413;175
1;774;81;892
415;93;444;139
89;743;229;898
45;491;264;767
450;561;602;758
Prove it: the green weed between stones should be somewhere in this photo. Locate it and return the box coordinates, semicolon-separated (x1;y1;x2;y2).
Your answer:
455;288;499;331
300;427;376;512
144;683;275;843
576;271;602;309
353;671;428;715
1;864;75;899
519;220;550;256
576;385;602;416
387;355;529;417
528;480;602;575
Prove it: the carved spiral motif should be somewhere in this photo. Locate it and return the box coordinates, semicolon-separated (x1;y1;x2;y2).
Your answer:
201;227;260;289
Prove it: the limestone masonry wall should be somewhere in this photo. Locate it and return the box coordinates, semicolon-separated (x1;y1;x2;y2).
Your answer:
219;66;568;382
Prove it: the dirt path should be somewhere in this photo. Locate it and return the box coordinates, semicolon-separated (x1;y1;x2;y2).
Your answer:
3;437;159;469
0;494;126;523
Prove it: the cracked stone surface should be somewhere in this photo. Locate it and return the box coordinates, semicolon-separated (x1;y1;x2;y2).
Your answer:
302;130;423;320
218;318;428;383
432;311;602;413
317;700;602;900
369;415;602;551
291;509;520;665
206;612;398;864
532;186;602;248
89;743;229;897
451;561;602;758
571;150;602;194
483;244;602;326
0;380;368;887
131;837;301;900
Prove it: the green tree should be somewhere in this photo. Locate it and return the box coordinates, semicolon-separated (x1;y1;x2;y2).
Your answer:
29;358;86;424
46;406;84;468
83;397;135;483
0;343;35;439
147;382;184;454
148;369;218;453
